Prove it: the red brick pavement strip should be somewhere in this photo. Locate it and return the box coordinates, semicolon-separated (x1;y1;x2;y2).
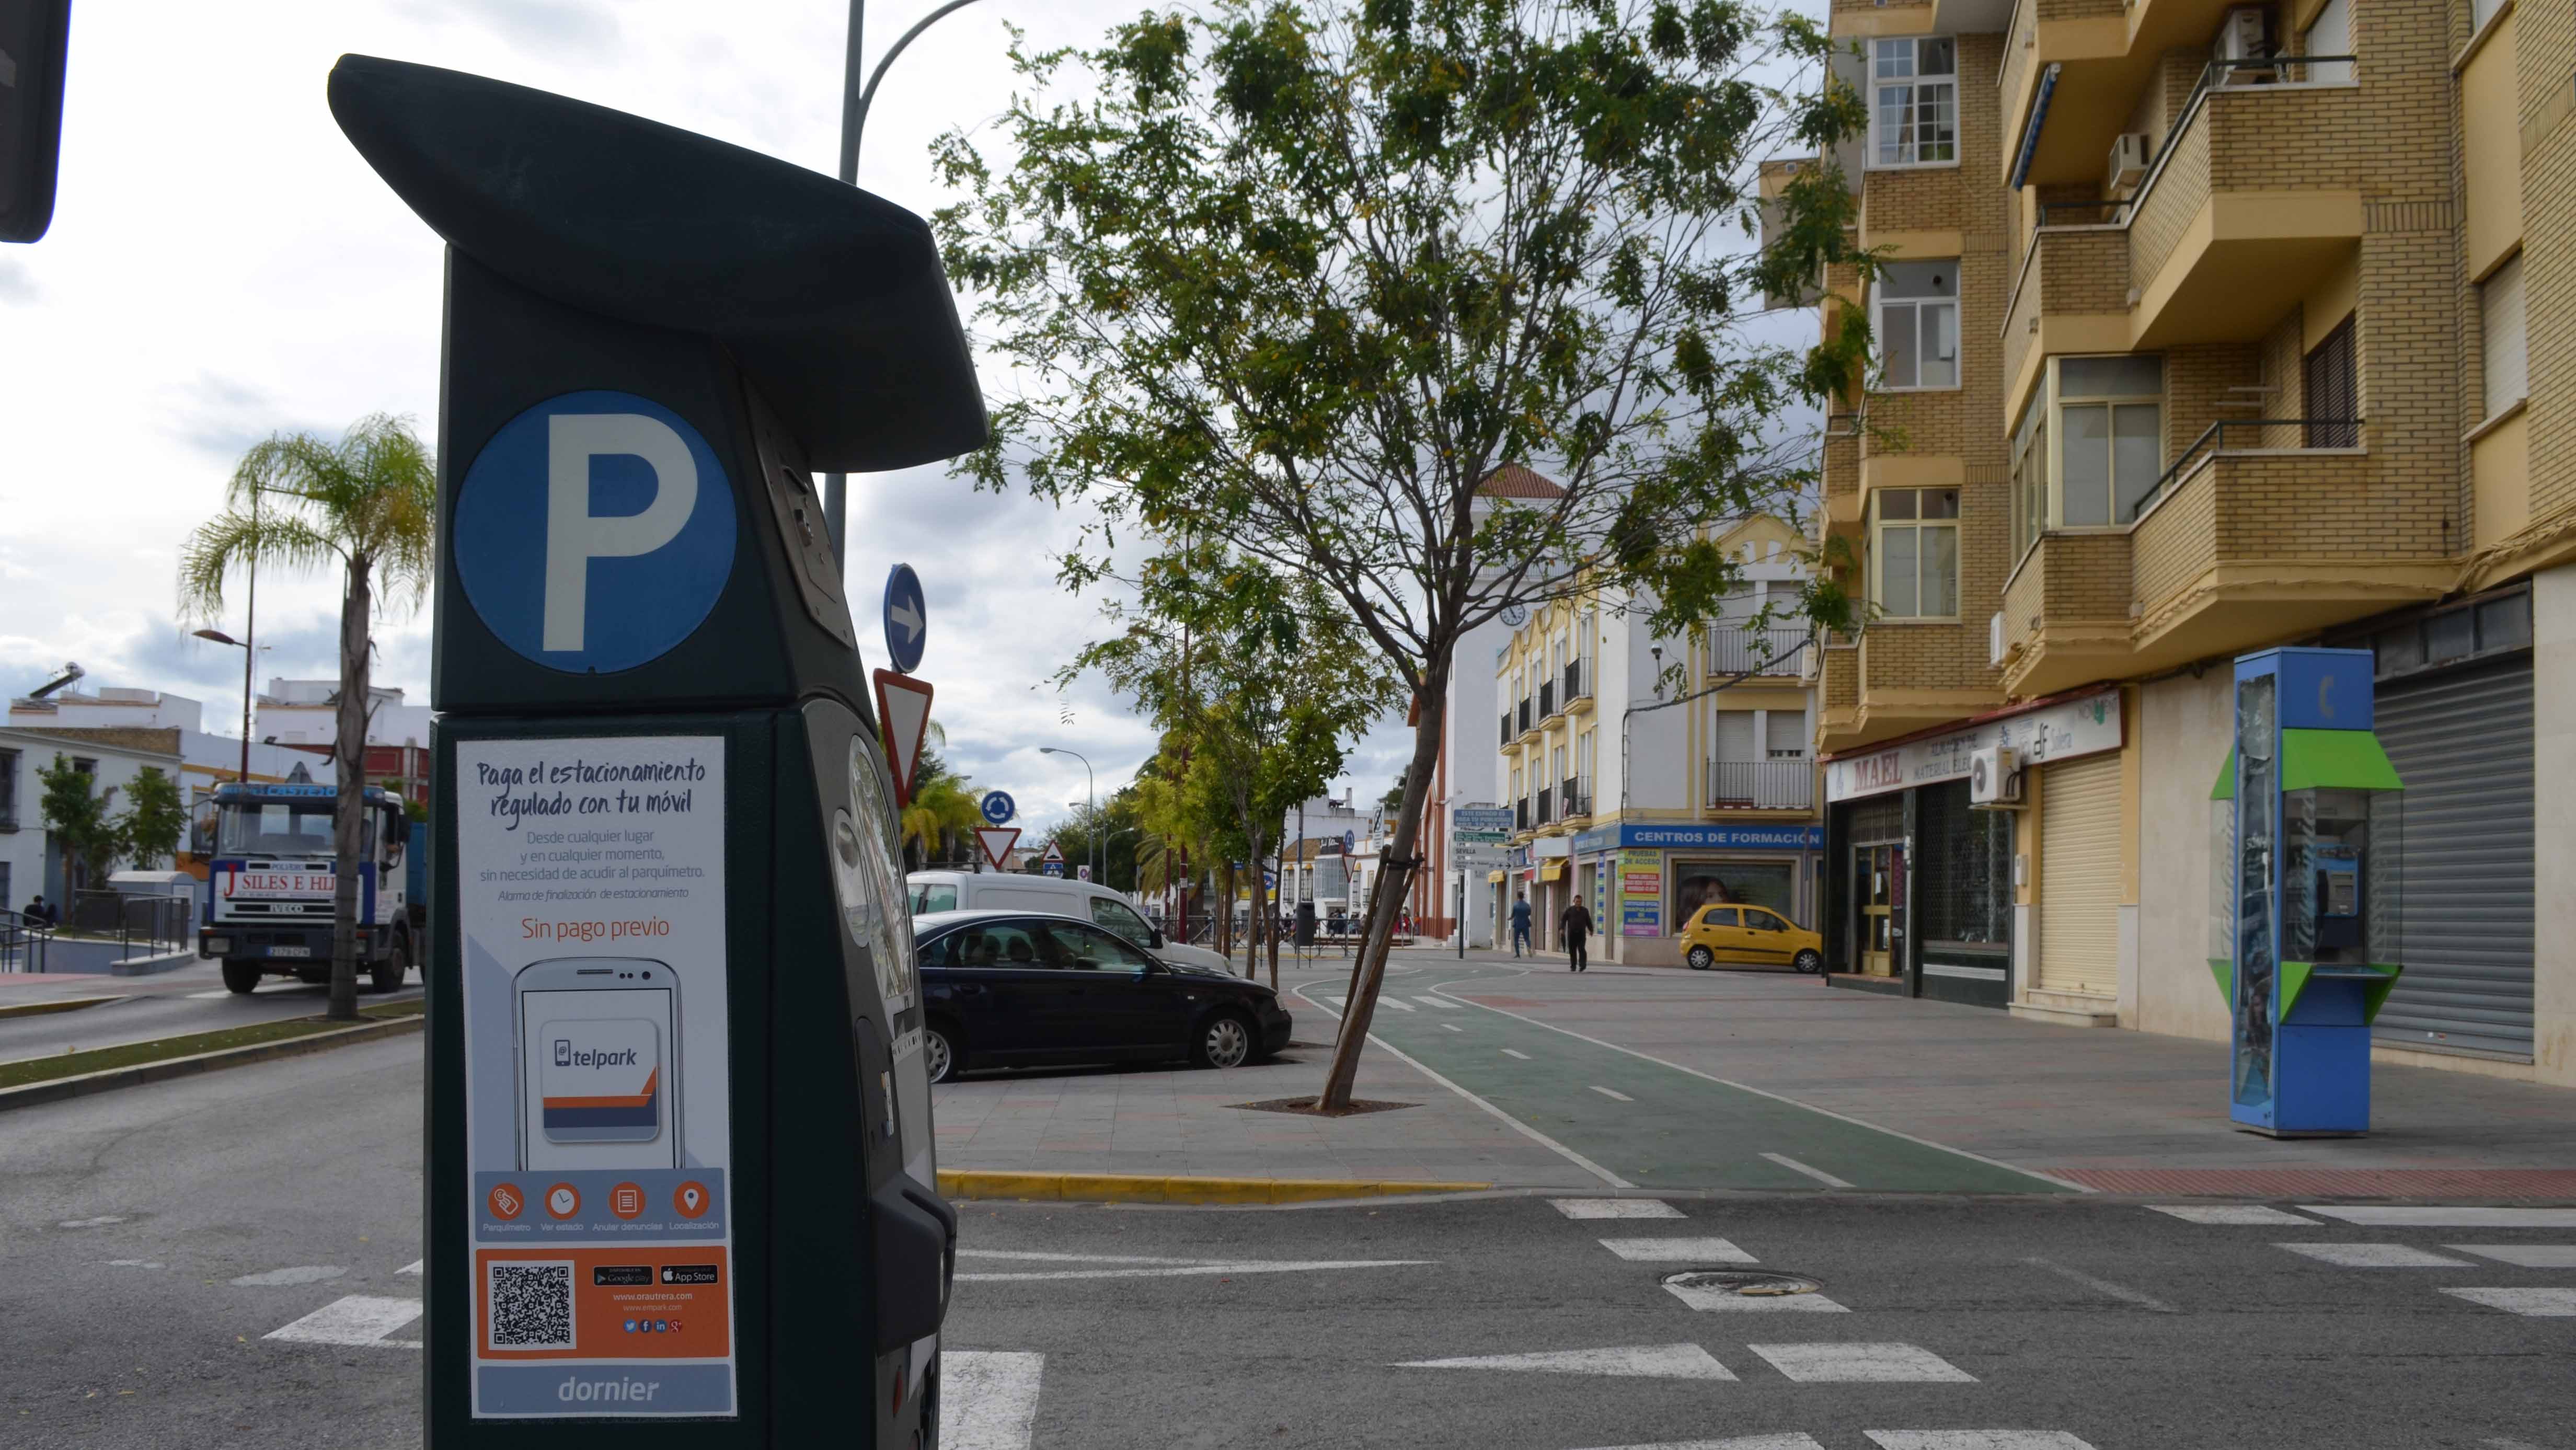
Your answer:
2051;1166;2576;1200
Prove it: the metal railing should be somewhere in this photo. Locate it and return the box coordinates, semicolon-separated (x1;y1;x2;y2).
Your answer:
1;908;51;973
2034;56;2357;232
2131;417;2363;520
1706;759;1816;810
1563;660;1591;703
1499;712;1512;747
1561;779;1590;819
1536;787;1555;825
1517;698;1534;735
1707;625;1809;676
1539;680;1557;719
71;891;193;959
1514;797;1532;831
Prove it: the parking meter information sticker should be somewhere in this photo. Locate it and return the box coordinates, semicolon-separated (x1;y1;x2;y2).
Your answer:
457;735;734;1419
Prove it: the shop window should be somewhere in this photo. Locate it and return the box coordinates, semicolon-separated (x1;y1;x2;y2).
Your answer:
1673;860;1799;923
1874;261;1958;390
2482;253;2528;421
1916;781;2013;947
1872;488;1960;618
1870;37;1957;167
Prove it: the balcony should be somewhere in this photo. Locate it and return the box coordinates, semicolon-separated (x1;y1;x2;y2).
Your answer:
1536;787;1555;826
1562;660;1593;710
1515;798;1532;832
1539;679;1558;720
1997;419;2453;695
1499;712;1512;749
1707;625;1809;678
1706;759;1815;812
1560;778;1591;822
2004;0;2301;189
1516;698;1535;738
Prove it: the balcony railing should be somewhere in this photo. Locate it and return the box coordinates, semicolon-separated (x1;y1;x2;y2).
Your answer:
1706;759;1815;811
2132;418;2363;521
1536;787;1555;825
1515;797;1532;831
1499;712;1512;748
1517;698;1534;735
1563;660;1591;703
1707;625;1809;677
1561;779;1589;819
1539;680;1557;719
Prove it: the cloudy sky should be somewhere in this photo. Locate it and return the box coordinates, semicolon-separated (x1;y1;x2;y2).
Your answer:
0;1;1819;841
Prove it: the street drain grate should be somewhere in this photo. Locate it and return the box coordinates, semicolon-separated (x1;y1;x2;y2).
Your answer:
1660;1269;1823;1297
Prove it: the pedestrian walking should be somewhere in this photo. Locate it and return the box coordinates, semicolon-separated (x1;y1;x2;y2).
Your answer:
1509;891;1532;958
1560;896;1595;973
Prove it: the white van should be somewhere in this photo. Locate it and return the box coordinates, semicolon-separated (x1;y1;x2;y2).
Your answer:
904;870;1236;975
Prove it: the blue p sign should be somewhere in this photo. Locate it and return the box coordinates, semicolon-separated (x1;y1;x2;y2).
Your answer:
454;390;738;674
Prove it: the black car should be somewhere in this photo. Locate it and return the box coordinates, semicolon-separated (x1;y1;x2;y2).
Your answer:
913;908;1294;1084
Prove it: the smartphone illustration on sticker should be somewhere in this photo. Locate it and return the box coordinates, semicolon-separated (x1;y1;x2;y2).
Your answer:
514;958;680;1171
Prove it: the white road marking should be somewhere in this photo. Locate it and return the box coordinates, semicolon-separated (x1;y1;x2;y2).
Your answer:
1577;1436;1823;1449
2448;1244;2576;1268
1441;1023;1463;1032
1590;1086;1634;1101
1417;996;1460;1009
1297;985;1632;1188
58;1215;125;1228
1378;997;1417;1011
2145;1204;2317;1225
1430;984;2092;1193
1868;1435;2098;1449
1749;1342;1976;1384
1598;1237;1756;1264
2301;1205;2576;1229
2024;1257;2177;1313
105;1260;164;1269
958;1249;1247;1265
1396;1342;1736;1379
1502;1048;1532;1060
1551;1198;1683;1220
397;1259;423;1275
264;1295;423;1349
1761;1153;1854;1190
2441;1287;2576;1316
1322;996;1347;1008
955;1258;1433;1283
186;982;320;999
1664;1280;1847;1313
2278;1242;2475;1268
232;1265;349;1287
943;1350;1045;1450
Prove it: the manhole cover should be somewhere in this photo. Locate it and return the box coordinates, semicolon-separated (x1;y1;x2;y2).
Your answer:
1660;1269;1823;1297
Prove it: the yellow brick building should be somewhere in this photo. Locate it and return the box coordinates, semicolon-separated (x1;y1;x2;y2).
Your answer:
1797;0;2573;1081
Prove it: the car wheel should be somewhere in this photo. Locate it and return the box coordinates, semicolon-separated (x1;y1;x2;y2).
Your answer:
924;1023;959;1085
221;960;261;994
1191;1011;1254;1070
1686;946;1715;971
371;937;408;994
1793;949;1824;975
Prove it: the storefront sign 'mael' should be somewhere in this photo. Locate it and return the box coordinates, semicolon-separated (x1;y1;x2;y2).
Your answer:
1825;689;2122;803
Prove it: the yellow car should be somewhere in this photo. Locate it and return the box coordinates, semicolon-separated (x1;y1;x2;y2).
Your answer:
1681;903;1825;974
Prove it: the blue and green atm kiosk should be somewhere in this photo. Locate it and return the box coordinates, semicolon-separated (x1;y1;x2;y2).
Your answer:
2213;647;2407;1137
329;53;975;1445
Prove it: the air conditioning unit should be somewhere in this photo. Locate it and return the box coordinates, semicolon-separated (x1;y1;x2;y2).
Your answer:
2213;7;2269;65
1969;746;2023;807
2104;132;2150;193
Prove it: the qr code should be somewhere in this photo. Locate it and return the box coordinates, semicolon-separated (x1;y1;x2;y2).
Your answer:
487;1261;574;1350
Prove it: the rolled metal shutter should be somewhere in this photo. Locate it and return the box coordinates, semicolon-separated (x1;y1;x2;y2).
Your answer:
2371;657;2535;1058
2039;753;2121;997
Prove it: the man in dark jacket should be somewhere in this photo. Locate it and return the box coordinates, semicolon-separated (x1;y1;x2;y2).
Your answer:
1560;897;1595;973
1509;892;1532;957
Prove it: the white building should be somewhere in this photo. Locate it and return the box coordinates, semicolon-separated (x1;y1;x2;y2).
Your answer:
0;727;188;910
255;678;433;751
7;686;332;813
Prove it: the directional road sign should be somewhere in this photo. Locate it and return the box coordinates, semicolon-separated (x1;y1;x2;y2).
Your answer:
1341;829;1356;855
882;562;927;675
872;669;934;810
979;790;1016;825
974;826;1020;870
1042;861;1064;878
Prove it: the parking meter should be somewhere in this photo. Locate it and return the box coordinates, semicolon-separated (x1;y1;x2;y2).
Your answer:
328;56;979;1442
2216;647;2406;1137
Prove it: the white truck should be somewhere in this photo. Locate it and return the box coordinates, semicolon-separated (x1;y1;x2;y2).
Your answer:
199;781;418;995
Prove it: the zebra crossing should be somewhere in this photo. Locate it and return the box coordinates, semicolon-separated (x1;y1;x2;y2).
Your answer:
2148;1201;2576;1318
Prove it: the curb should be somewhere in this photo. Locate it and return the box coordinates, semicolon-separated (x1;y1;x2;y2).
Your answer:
0;995;125;1021
0;1014;424;1113
936;1170;1492;1205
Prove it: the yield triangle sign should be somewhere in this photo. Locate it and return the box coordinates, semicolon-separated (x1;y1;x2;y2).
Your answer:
974;826;1020;871
872;669;935;811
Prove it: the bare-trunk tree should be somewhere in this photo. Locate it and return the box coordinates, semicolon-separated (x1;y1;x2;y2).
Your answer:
327;553;374;1023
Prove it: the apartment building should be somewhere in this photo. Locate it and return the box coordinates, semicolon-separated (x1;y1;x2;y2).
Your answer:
1794;0;2573;1084
1490;513;1824;966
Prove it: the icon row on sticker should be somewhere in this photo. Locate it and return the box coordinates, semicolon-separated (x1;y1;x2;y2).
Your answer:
488;1180;711;1223
624;1318;683;1334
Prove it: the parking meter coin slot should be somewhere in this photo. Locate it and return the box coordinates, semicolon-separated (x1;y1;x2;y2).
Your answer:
743;374;856;648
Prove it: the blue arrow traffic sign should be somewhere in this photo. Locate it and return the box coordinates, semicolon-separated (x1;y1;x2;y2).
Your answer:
452;390;738;674
979;790;1016;825
883;562;927;674
1341;829;1356;854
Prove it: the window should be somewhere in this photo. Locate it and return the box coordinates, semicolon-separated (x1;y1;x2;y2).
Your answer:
942;922;1053;969
2305;318;2358;447
1767;708;1810;758
2304;0;2353;84
1871;37;1957;166
2056;355;2164;525
2471;0;2505;31
1744;909;1790;933
909;881;959;915
2483;253;2528;420
1089;894;1155;945
1700;907;1740;928
1042;922;1153;971
0;749;16;828
1872;488;1960;617
1874;261;1959;390
2010;390;2047;559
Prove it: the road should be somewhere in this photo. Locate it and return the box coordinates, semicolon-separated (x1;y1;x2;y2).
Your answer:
0;959;422;1065
6;971;2574;1449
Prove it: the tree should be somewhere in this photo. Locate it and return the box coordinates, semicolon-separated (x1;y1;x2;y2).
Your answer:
935;0;1866;1104
36;757;119;900
119;767;187;870
180;413;436;1021
901;722;986;869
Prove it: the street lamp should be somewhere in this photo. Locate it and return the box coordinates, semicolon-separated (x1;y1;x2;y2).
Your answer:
191;629;255;784
1040;745;1095;881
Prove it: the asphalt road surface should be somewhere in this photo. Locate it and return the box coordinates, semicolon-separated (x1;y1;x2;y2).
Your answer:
0;961;422;1065
8;1017;2574;1449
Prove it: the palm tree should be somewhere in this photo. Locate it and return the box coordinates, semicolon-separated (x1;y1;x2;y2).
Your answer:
180;413;436;1021
898;721;984;870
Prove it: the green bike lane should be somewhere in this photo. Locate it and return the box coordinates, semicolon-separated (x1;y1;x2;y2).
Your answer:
1297;963;2077;1195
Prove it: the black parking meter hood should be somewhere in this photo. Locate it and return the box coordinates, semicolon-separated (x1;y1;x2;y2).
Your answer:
327;53;985;473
